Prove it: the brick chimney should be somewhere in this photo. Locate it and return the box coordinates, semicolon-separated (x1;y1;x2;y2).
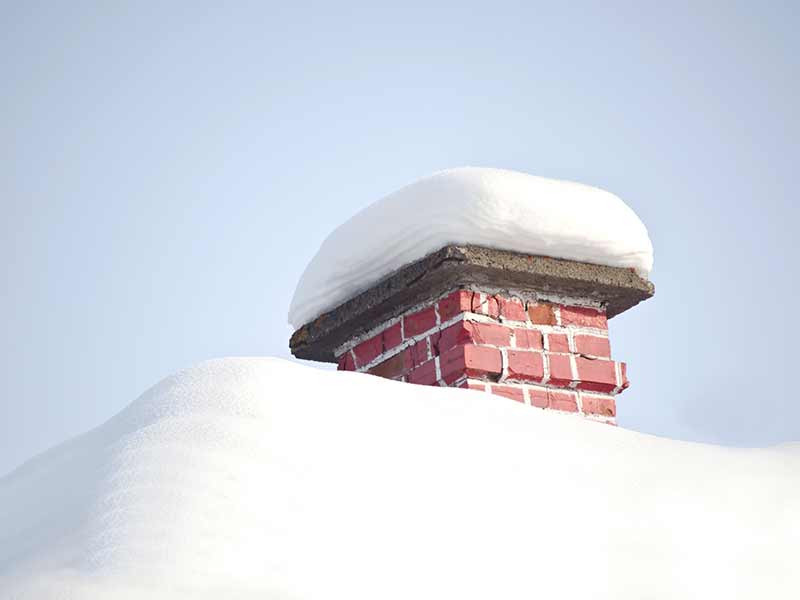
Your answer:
290;245;653;424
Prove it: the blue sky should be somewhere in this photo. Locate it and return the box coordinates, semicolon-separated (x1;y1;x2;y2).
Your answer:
2;1;798;475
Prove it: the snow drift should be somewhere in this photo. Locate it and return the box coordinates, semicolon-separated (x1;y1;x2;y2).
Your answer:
1;358;798;599
289;167;654;328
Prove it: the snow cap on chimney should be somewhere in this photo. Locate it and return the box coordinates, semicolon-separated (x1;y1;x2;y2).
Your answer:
289;167;654;423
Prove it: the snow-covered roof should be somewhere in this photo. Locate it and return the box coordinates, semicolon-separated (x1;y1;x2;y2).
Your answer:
289;167;654;328
1;358;797;599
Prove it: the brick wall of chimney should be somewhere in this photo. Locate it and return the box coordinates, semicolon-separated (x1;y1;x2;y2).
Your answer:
335;289;628;424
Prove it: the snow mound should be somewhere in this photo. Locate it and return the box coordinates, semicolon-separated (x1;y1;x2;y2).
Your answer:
289;167;654;328
1;358;798;599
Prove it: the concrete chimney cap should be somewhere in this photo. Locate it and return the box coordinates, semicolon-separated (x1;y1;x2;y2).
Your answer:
290;244;654;363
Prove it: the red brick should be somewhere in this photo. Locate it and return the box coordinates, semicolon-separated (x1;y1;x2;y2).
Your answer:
471;293;499;318
546;333;570;353
409;339;430;366
548;390;579;412
488;297;500;318
487;296;500;318
574;334;611;358
437;290;472;322
514;328;543;350
337;351;355;371
575;357;617;393
527;302;557;325
507;350;545;382
440;345;502;383
382;322;403;352
353;334;383;367
497;296;527;321
581;394;616;417
528;387;549;408
408;358;438;386
491;384;525;403
467;321;511;346
352;323;407;367
463;345;502;378
403;306;438;337
465;380;487;391
439;346;467;384
528;387;579;411
547;353;574;387
559;305;608;330
620;362;629;390
438;320;511;352
427;330;440;355
438;322;469;351
368;350;412;379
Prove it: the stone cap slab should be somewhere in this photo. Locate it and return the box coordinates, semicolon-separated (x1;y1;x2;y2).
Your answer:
290;245;654;363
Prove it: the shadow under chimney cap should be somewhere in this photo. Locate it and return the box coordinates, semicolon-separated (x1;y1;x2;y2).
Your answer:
290;244;654;363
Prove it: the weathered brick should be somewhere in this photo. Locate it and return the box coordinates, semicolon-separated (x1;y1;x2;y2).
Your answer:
463;345;502;378
471;293;499;318
488;297;500;318
581;394;616;417
575;357;617;393
382;322;403;352
337;351;355;371
528;387;549;408
428;330;442;357
438;322;469;351
437;290;472;322
507;350;545;382
439;346;467;384
619;362;630;390
547;353;574;386
497;296;527;321
546;332;570;353
514;328;543;350
491;384;525;403
574;334;611;358
403;306;438;338
369;350;412;379
560;305;607;330
353;334;383;367
440;345;502;383
467;321;511;346
464;380;487;391
409;339;430;367
408;358;438;386
527;302;557;325
548;390;579;412
438;320;511;352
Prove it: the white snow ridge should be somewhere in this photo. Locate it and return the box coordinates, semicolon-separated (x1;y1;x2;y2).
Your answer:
289;167;654;328
1;358;798;599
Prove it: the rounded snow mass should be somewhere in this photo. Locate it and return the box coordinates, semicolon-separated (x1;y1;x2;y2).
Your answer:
289;167;653;328
1;357;797;599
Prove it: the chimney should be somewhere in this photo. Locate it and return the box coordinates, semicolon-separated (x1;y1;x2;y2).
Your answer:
290;244;653;425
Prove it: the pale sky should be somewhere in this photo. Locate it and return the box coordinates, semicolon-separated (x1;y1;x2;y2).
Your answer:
2;1;798;475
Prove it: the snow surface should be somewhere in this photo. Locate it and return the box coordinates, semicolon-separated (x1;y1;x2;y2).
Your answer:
289;167;654;328
1;358;798;599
